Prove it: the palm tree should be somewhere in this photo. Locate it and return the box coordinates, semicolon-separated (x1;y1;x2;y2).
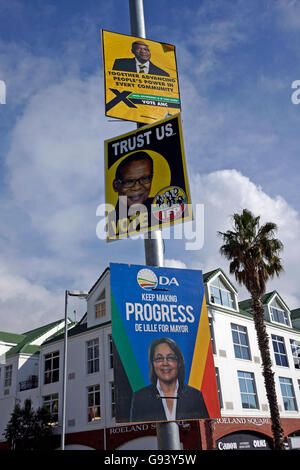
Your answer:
218;208;285;450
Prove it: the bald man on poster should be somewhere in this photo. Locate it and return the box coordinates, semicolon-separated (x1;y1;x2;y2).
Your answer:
113;40;170;77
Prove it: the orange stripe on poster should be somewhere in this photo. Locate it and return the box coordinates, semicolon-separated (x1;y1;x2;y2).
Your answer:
188;297;210;390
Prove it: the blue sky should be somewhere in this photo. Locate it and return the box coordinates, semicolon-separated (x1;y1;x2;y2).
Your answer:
0;0;300;332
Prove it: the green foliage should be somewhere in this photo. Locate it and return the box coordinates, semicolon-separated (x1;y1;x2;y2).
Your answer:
218;208;285;450
218;208;284;296
4;398;54;450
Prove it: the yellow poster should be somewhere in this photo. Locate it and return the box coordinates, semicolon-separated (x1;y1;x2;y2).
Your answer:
104;114;192;241
101;30;181;124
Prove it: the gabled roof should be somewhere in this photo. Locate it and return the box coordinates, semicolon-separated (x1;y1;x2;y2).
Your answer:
238;291;290;313
43;320;110;346
203;268;238;293
0;331;26;345
291;308;300;320
203;269;220;282
88;267;110;296
4;319;66;358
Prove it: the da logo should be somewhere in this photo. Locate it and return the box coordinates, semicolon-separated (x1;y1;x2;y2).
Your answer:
137;269;158;290
137;268;179;290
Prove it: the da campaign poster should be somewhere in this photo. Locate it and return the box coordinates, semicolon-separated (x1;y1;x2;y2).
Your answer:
110;263;221;424
104;113;192;241
101;30;181;124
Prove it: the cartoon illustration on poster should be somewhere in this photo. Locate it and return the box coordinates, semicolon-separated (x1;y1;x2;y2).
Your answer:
110;263;221;424
104;113;192;241
101;30;181;124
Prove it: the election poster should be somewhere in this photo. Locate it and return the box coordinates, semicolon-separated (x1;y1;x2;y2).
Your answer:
110;263;221;424
104;113;192;241
101;30;181;124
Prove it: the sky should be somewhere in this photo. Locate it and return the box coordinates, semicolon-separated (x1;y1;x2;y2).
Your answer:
0;0;299;332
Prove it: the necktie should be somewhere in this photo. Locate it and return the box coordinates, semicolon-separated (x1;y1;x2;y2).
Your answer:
139;65;145;73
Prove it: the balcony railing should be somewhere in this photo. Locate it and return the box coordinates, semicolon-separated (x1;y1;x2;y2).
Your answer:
19;376;38;391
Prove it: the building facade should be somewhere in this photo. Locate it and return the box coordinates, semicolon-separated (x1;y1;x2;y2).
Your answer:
1;267;300;451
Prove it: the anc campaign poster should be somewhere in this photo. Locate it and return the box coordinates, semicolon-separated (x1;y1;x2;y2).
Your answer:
104;113;192;241
110;263;221;424
101;30;181;124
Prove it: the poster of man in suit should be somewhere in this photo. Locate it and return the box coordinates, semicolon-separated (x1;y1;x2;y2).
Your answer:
101;30;181;124
104;114;192;242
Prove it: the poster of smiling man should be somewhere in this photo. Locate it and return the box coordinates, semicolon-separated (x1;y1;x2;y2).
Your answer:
101;30;181;124
110;263;221;424
104;113;192;241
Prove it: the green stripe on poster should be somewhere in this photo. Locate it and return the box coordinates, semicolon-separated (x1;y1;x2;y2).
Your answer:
111;292;145;392
128;93;180;103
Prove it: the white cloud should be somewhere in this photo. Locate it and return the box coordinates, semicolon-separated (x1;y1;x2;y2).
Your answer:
5;73;131;257
0;263;63;333
1;1;299;334
276;0;300;30
183;169;300;309
164;259;187;269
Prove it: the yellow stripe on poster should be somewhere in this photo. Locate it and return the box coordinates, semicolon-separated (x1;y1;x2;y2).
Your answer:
188;298;211;390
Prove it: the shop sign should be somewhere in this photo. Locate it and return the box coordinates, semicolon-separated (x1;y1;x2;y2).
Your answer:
215;417;270;427
216;432;272;451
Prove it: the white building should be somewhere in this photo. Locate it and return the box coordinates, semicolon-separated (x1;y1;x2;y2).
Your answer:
1;266;300;450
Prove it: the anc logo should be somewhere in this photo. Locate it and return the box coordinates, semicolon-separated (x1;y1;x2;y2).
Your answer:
137;269;158;290
152;186;187;222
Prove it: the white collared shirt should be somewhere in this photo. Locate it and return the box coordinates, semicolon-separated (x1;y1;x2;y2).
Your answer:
156;379;179;421
135;59;150;74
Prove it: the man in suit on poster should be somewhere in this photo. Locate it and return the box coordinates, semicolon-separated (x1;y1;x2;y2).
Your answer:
113;40;170;77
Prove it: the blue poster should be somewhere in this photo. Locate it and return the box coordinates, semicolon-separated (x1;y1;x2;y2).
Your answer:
110;263;219;423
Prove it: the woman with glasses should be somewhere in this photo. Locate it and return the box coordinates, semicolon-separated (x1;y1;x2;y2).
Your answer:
129;337;209;422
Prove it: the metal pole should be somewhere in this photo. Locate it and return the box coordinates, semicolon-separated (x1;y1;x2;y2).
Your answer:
129;0;146;38
144;230;164;267
128;0;181;451
61;290;68;451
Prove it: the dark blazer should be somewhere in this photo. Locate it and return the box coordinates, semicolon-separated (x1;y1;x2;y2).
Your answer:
130;383;209;422
107;198;156;238
112;58;170;77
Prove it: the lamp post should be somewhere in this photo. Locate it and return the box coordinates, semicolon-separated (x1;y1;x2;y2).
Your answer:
128;0;181;451
61;290;88;451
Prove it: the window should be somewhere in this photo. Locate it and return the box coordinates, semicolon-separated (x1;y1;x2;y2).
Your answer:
270;299;290;326
108;334;114;368
95;301;106;318
43;393;59;424
290;339;300;369
272;335;289;367
87;339;99;374
279;377;298;411
231;323;251;360
209;317;216;354
110;382;116;419
210;276;235;309
215;368;223;409
238;371;259;409
44;351;59;384
95;290;106;318
87;385;101;422
4;365;12;387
